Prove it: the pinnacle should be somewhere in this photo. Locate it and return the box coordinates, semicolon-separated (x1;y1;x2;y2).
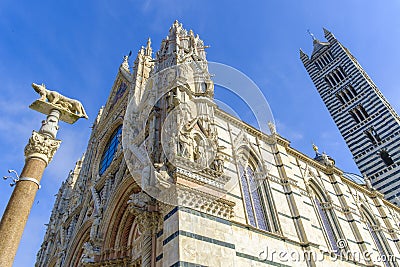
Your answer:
323;27;333;38
145;37;152;56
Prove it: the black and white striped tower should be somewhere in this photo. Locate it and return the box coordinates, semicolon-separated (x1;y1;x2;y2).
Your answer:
300;28;400;205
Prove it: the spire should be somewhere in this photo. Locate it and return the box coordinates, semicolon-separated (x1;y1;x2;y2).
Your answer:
323;27;336;42
307;29;330;58
145;37;152;57
299;48;309;62
154;20;207;73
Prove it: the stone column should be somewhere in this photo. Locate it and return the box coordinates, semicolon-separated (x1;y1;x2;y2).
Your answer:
137;210;159;267
0;110;61;267
128;192;160;267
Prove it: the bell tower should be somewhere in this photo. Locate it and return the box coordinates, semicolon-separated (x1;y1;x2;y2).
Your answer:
301;29;400;204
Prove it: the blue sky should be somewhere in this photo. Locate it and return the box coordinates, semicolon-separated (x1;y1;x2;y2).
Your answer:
1;1;400;266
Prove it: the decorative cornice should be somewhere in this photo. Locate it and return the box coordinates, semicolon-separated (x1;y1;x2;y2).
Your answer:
176;184;235;220
24;130;61;165
175;165;229;190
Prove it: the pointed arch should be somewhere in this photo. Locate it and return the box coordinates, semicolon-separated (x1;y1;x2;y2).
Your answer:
307;178;347;254
99;177;141;262
63;221;91;267
236;145;280;233
360;205;396;267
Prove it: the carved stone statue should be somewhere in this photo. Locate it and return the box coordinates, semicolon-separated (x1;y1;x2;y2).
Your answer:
194;139;206;166
363;174;374;190
154;163;171;189
80;241;99;263
32;83;88;118
212;146;226;173
321;152;333;167
121;52;130;72
128;191;151;215
178;118;197;160
89;214;101;242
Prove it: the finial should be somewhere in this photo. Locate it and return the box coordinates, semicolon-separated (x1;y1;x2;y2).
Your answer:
268;121;276;135
145;37;152;56
307;29;316;41
312;143;319;153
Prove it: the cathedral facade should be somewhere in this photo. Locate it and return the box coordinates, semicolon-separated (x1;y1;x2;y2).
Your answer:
36;22;400;267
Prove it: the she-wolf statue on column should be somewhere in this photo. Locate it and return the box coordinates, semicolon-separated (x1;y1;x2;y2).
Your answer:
32;82;88;119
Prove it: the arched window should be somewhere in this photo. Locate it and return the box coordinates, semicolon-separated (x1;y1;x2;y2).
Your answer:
99;125;122;175
236;149;282;233
361;207;396;267
239;162;269;231
310;184;347;254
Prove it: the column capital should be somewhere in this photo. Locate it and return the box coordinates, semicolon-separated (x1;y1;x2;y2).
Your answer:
24;131;61;165
128;192;160;233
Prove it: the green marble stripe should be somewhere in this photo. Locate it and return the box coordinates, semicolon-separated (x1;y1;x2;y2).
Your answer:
311;224;322;230
236;252;291;267
272;188;285;194
226;191;242;200
179;207;232;226
163;229;235;249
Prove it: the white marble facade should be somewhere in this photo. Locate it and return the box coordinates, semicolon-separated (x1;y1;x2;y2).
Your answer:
36;22;400;267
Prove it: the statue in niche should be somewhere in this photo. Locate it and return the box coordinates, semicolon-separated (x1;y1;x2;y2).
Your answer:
86;205;93;218
167;137;178;160
212;146;226;173
194;137;207;167
178;118;197;160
